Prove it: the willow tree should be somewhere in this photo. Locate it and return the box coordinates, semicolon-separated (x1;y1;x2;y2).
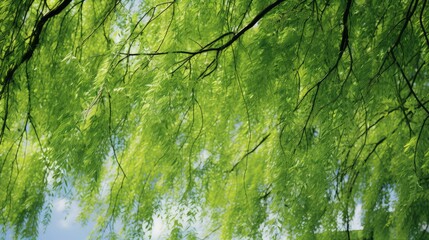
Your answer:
1;0;429;239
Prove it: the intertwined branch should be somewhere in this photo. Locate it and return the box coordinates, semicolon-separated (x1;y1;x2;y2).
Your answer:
121;0;286;78
0;0;72;143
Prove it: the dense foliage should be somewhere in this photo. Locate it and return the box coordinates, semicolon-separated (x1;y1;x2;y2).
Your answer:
1;0;429;239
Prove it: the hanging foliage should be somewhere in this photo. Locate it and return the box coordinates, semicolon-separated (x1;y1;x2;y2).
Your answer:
1;0;429;239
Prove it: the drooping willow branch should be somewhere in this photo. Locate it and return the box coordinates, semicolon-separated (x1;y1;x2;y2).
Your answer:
0;0;72;98
228;133;271;172
0;0;72;143
121;0;286;58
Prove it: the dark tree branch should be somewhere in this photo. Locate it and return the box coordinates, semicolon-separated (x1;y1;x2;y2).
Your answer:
0;0;72;144
119;0;286;80
79;0;121;50
123;0;286;57
107;92;127;178
339;0;352;59
1;0;72;93
414;116;429;181
294;0;354;143
217;0;285;51
228;133;271;172
390;52;429;116
420;0;429;48
370;0;419;87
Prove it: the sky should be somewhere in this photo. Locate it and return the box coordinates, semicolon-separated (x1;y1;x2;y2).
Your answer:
32;197;363;240
38;198;94;240
36;198;175;240
27;151;364;239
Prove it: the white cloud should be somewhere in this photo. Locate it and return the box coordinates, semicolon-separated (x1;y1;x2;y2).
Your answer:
52;198;81;229
53;198;67;213
350;203;363;230
58;217;72;229
151;216;167;239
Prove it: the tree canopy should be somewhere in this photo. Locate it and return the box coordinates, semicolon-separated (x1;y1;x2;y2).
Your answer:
1;0;429;239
